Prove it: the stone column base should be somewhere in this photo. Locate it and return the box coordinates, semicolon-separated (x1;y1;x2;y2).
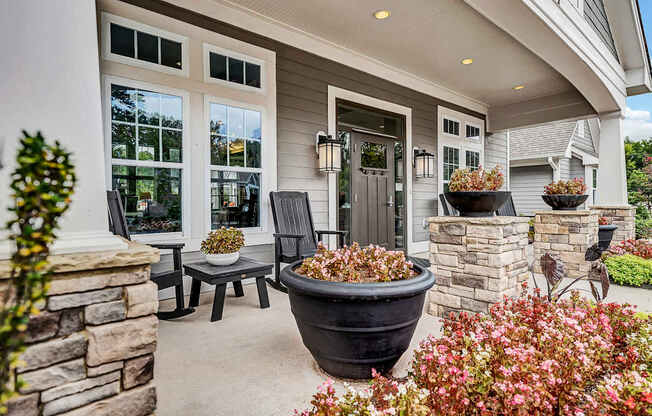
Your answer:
1;240;160;416
533;210;598;279
427;216;530;318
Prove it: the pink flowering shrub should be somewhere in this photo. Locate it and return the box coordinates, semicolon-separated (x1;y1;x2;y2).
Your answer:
603;239;652;260
293;371;430;416
296;242;415;283
296;289;651;415
411;290;651;415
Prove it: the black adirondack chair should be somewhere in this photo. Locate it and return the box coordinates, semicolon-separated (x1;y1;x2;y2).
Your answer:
495;193;517;216
439;194;459;216
106;190;194;320
268;191;347;292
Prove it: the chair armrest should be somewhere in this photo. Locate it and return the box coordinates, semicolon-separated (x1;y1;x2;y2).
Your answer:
150;243;185;250
273;234;304;258
315;230;348;247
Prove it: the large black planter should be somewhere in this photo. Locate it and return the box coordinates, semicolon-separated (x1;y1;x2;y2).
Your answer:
280;262;435;379
598;224;618;251
541;194;589;210
444;191;510;217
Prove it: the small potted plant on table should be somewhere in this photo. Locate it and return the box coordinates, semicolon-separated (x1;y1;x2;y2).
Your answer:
201;227;245;266
444;165;508;217
541;178;588;210
280;243;435;379
598;216;618;251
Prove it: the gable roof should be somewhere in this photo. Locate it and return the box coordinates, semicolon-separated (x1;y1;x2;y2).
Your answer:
509;121;576;161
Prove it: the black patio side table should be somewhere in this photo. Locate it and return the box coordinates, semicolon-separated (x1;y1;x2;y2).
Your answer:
185;257;273;322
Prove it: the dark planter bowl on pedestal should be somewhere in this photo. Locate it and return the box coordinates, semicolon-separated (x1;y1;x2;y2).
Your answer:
598;224;618;251
444;191;510;217
280;262;435;379
541;194;589;210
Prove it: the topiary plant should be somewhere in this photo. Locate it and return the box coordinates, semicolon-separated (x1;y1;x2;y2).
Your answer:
0;132;76;413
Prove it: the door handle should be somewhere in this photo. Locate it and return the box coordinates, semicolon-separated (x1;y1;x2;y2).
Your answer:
387;195;394;207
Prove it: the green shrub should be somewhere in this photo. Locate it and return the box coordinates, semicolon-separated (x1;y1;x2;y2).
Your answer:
635;205;651;239
604;254;652;287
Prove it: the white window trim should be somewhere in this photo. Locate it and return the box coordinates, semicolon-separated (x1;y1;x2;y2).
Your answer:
102;75;192;244
101;12;190;78
203;96;275;246
437;106;485;215
442;116;461;138
203;43;266;94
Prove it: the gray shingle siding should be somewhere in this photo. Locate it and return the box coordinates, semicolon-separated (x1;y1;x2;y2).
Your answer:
510;165;553;216
584;0;619;61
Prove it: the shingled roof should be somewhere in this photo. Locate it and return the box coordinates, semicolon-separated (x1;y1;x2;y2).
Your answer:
509;121;577;160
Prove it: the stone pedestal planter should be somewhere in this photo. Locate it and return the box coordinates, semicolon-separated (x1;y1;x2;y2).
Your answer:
1;240;160;416
590;205;636;244
427;216;530;318
533;210;598;279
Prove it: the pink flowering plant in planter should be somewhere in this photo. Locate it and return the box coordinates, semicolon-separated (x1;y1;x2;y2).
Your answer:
448;165;504;192
295;288;652;415
296;242;415;283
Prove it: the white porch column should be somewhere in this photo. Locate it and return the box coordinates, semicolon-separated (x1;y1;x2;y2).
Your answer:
597;112;628;205
0;0;127;259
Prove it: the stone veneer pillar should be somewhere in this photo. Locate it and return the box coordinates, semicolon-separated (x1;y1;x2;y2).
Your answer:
533;210;598;279
427;216;530;318
590;205;636;243
1;240;160;416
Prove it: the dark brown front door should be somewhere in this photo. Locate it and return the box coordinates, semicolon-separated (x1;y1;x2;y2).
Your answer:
351;132;396;249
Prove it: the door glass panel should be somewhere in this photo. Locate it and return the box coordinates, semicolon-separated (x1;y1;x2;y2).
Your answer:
443;146;459;181
394;142;404;249
361;142;387;169
338;131;351;235
466;150;480;171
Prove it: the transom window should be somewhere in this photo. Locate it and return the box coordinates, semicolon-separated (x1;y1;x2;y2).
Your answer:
466;125;480;141
109;83;185;235
205;44;263;91
102;13;188;77
209;101;262;230
443;118;460;136
466;150;480;171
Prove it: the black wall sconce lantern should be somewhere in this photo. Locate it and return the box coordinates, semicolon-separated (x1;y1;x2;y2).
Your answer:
316;131;342;173
413;147;434;179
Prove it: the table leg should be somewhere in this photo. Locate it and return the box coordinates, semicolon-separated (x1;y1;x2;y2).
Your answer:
211;284;227;322
233;281;244;297
189;278;201;307
256;277;270;309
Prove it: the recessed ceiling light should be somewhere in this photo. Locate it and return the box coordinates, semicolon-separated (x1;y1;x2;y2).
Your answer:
374;10;390;20
461;58;473;65
513;85;525;90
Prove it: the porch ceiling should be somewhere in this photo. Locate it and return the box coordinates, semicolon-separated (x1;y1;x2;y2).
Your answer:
216;0;577;108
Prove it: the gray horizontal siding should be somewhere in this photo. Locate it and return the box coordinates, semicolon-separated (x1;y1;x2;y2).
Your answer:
569;157;585;181
573;120;597;155
584;0;618;60
485;131;508;189
559;157;570;181
510;165;553;216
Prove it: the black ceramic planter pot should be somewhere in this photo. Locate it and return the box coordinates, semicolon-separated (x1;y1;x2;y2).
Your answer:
541;194;589;210
280;262;435;379
444;191;510;217
598;224;618;251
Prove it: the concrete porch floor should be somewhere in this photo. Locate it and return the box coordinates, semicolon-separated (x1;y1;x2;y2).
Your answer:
155;284;442;416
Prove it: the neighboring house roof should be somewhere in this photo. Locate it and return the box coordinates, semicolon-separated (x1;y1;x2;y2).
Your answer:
509;119;599;162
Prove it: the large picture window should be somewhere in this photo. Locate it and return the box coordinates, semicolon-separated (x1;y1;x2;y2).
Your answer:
208;101;262;230
108;82;185;235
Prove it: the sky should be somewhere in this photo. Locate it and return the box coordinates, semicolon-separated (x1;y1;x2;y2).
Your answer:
624;0;652;140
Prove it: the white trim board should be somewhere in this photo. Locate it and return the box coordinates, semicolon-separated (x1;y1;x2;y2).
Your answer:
327;86;416;253
161;0;488;115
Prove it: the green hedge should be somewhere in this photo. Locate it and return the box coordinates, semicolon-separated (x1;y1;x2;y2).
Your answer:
604;254;652;287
